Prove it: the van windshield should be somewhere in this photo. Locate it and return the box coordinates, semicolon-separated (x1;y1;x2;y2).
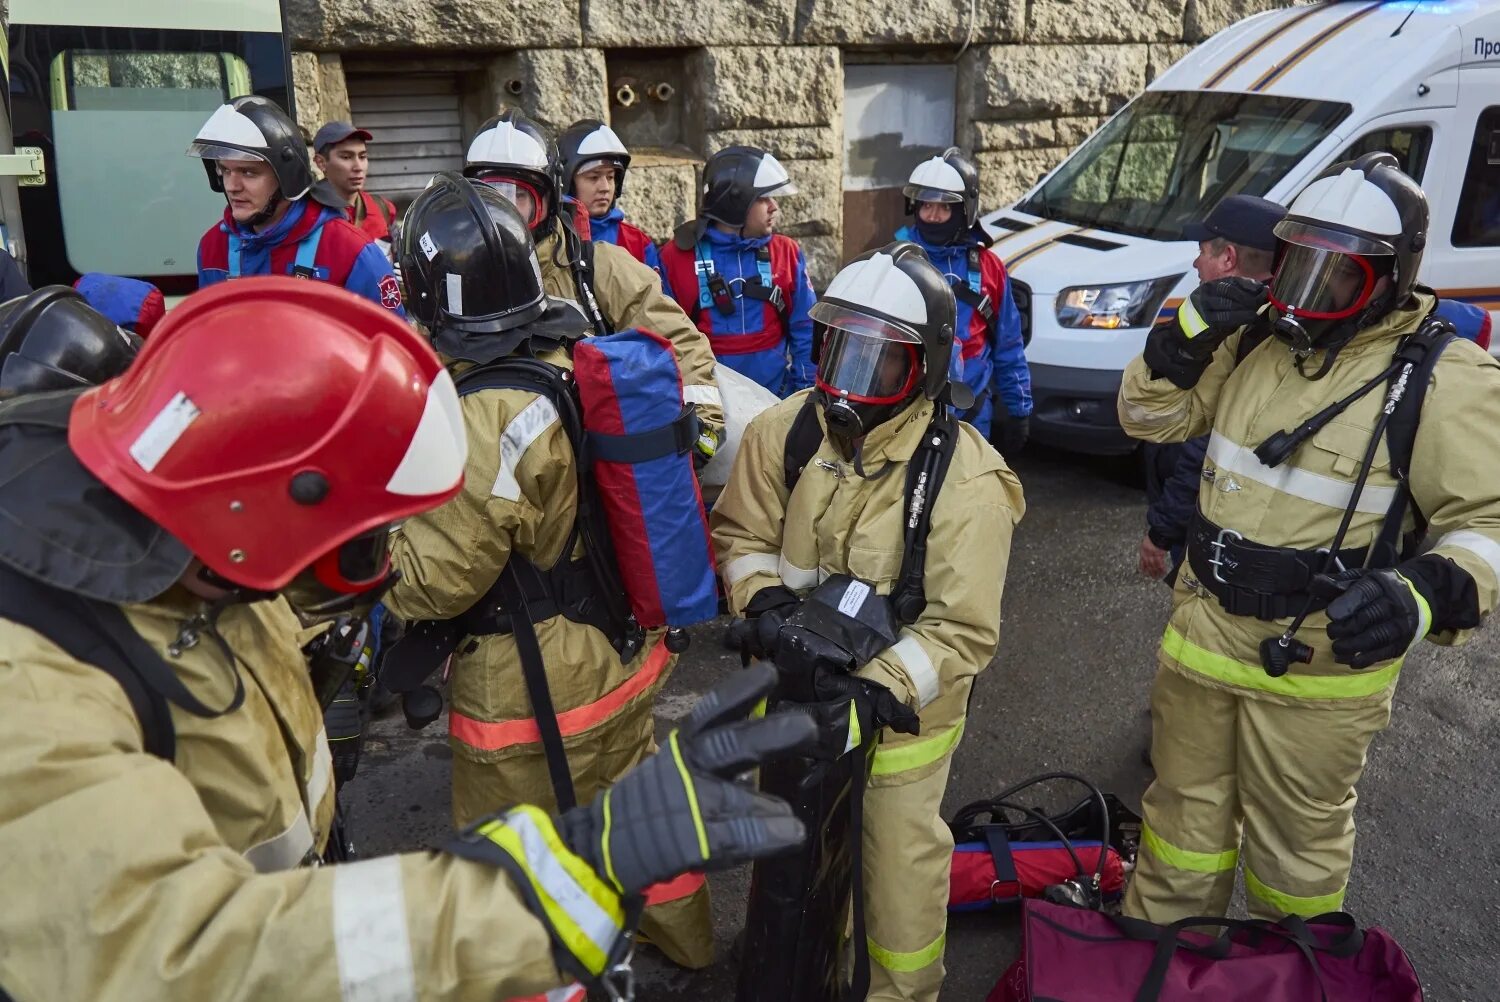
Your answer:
1015;90;1351;241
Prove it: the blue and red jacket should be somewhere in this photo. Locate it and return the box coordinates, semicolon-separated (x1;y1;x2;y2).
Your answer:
197;198;405;317
896;225;1030;440
591;206;666;286
660;227;816;397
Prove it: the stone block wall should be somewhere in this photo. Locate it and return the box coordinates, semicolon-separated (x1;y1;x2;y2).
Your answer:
286;0;1300;286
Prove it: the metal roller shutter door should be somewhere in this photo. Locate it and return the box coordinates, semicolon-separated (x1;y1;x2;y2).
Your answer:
345;73;464;207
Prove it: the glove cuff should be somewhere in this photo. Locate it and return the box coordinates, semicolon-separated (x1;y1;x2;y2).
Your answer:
446;805;629;984
1401;553;1483;634
746;584;801;617
1142;323;1211;390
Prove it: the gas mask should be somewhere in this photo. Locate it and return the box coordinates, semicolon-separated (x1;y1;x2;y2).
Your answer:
279;525;400;618
474;171;549;231
1267;227;1395;367
811;307;922;461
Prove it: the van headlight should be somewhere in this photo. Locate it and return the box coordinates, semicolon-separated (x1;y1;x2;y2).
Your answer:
1055;276;1182;330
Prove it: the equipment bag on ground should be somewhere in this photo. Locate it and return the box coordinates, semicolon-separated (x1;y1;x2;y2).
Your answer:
989;899;1423;1002
949;774;1140;911
573;328;718;628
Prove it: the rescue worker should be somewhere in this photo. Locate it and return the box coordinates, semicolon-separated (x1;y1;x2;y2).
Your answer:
660;145;818;397
557;118;666;279
0;284;139;397
312;120;400;257
714;241;1026;1001
1118;152;1500;923
190;96;404;316
1139;195;1285;584
462;110;723;461
0;276;812;1002
895;147;1031;451
383;173;716;970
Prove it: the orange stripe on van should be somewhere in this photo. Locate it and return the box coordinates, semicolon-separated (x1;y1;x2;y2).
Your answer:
1200;2;1328;89
1249;1;1384;93
449;637;671;752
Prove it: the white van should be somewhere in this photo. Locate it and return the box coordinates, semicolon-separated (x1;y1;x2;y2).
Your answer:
985;0;1500;455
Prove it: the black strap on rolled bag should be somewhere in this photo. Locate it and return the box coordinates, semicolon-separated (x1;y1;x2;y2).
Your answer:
588;404;699;463
738;575;900;1002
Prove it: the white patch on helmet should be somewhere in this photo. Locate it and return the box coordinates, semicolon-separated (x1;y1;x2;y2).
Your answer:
822;253;928;324
906;157;965;196
1284;167;1403;240
192;104;269;151
752;152;795;195
386;368;468;497
577;125;629;158
466;123;549;171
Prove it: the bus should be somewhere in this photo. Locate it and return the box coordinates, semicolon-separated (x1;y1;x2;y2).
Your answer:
2;0;292;295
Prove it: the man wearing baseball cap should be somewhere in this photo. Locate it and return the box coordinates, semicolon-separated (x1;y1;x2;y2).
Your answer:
1138;194;1287;588
313;121;399;255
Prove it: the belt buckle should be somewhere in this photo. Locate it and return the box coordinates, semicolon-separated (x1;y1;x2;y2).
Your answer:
1209;527;1243;585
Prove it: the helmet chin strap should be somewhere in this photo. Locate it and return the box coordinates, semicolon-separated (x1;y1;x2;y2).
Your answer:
243;190;284;230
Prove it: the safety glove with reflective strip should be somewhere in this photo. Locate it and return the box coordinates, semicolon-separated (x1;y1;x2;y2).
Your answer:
1143;277;1268;389
1315;565;1435;670
444;664;814;984
815;671;920;737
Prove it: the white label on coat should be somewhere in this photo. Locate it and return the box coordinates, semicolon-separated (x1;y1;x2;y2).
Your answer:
418;230;438;260
838;579;871;616
492;396;561;500
333;857;418;1002
445;272;464;316
128;391;200;472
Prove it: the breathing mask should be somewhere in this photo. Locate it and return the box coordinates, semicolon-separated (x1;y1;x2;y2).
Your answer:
811;303;922;459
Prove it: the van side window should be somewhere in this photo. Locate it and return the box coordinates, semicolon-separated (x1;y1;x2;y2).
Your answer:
1337;126;1432;182
1453;107;1500;248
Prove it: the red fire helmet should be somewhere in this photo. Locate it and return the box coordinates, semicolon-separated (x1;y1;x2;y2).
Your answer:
69;276;467;592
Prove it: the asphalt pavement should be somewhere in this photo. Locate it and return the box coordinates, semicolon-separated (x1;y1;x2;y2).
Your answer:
348;445;1500;1001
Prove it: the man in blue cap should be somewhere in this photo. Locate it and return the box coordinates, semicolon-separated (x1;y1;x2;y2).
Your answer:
1138;195;1286;585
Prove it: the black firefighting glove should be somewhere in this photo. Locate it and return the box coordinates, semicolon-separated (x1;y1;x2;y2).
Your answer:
728;584;803;660
993;411;1030;459
1314;565;1436;670
444;665;813;986
558;663;814;893
1142;277;1268;389
816;671;920;736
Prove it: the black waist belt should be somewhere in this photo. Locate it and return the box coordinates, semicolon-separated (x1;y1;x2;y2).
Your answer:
1187;511;1376;621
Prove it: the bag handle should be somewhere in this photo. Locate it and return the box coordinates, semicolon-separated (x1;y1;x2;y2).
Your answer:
1107;913;1334;1002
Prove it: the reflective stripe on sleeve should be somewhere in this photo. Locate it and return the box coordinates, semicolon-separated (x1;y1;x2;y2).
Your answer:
682;384;723;407
1177;295;1209;338
332;856;418;1002
477;805;626;976
308;727;333;814
777;553;821;590
642;870;707;906
1433;530;1500;588
723;551;780;586
867;931;946;974
492;396;562;501
890;634;940;708
1206;431;1396;514
243;807;314;873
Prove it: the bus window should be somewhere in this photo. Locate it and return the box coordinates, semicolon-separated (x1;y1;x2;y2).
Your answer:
1452;108;1500;248
1337;126;1432;183
48;49;252;280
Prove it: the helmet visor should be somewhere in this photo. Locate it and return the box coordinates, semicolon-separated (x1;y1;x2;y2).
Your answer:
474;173;547;229
812;304;922;405
187;141;268;164
1274;218;1396;257
1269;243;1379;320
902;183;963;205
755;179;797;198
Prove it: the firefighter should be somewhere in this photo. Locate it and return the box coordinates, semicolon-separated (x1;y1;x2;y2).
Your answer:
383;173;716;970
189;97;404;315
0;276;811;1002
556;118;666;280
462;110;724;462
714;241;1026;1001
0;284;139;397
895;147;1031;451
1118;152;1500;923
660;145;818;398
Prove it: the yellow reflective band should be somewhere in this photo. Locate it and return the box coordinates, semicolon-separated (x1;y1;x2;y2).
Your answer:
871;720;964;777
751;696;768;720
844;701;863;754
600;790;621;893
1140;821;1238;874
867;931;946;973
1245;865;1345;917
477;806;626;976
669;731;711;860
1161;626;1402;700
1399;572;1433;642
1177;295;1209;338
